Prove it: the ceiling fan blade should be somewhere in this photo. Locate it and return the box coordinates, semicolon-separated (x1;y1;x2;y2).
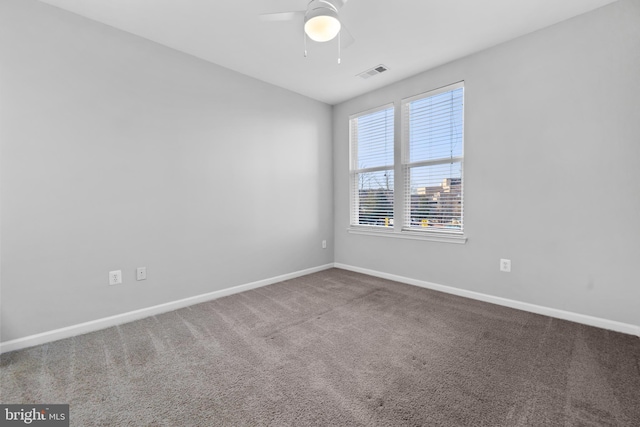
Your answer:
340;24;355;49
259;11;305;22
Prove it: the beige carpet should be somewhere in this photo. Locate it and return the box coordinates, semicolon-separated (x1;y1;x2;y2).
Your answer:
1;268;639;426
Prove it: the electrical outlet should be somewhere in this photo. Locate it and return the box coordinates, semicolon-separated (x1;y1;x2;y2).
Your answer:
500;259;511;273
109;270;122;285
136;267;147;281
322;240;327;249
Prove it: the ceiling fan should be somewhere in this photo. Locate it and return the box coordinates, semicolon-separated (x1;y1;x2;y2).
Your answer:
260;0;354;63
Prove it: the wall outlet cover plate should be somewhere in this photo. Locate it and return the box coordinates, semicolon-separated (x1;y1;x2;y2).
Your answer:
109;270;122;285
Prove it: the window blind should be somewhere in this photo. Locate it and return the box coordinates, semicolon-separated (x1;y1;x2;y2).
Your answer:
402;83;464;233
350;105;395;227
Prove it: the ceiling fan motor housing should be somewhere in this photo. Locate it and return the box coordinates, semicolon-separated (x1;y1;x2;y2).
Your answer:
304;1;341;42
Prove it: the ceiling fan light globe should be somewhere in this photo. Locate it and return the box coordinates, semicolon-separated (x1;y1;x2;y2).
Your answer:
304;10;341;42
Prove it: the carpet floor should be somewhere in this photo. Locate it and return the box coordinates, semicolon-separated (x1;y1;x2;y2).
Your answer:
1;268;639;426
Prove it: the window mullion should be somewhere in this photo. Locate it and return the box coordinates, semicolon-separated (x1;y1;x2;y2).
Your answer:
394;100;405;231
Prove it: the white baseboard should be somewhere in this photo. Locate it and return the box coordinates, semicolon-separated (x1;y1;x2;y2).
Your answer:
0;264;334;354
334;263;640;337
4;262;636;354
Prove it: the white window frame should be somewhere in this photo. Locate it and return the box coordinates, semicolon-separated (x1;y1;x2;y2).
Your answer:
401;81;465;241
347;82;466;244
349;103;395;230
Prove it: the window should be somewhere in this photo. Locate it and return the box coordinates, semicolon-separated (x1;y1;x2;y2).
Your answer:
348;82;465;242
349;105;394;228
402;82;464;235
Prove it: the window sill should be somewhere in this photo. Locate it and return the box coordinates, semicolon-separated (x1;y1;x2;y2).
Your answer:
347;227;467;244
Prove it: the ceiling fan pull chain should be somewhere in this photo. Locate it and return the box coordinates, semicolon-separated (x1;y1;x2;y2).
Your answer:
337;31;341;64
303;25;308;57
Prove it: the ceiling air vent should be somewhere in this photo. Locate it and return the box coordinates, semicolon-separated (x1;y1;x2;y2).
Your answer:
357;64;389;79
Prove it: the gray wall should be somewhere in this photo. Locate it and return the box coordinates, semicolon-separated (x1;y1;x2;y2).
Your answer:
0;0;333;342
333;0;640;326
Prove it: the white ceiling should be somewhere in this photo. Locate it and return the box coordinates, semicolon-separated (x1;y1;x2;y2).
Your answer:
38;0;617;105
